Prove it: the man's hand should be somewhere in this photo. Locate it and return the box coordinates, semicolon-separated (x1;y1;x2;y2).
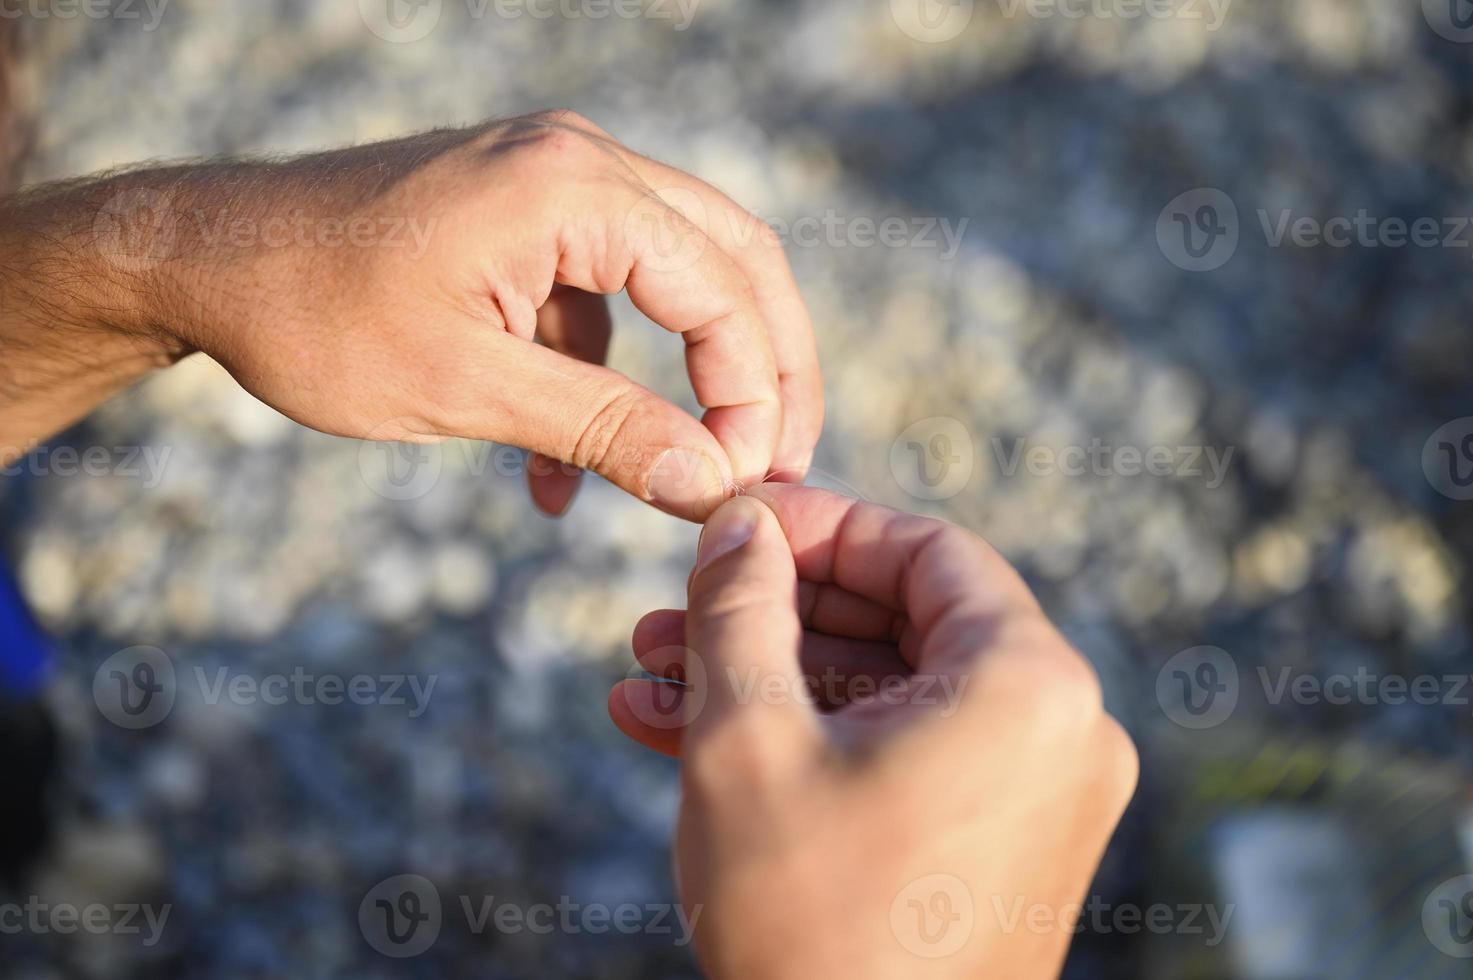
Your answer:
609;486;1138;978
0;111;823;519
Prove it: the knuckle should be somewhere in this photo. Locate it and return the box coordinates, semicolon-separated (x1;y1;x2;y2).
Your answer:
1096;717;1140;804
932;521;981;556
991;627;1104;734
570;385;644;474
531;123;594;161
532;107;596;133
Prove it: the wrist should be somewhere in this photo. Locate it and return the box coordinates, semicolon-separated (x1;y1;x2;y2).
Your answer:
0;180;188;356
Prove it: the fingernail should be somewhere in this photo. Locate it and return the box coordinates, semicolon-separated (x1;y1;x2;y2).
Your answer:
647;448;728;520
695;498;759;572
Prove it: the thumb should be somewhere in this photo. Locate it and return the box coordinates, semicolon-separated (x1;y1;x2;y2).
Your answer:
682;496;819;768
416;329;735;521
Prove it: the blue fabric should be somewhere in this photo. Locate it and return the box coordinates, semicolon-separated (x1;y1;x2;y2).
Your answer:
0;560;49;697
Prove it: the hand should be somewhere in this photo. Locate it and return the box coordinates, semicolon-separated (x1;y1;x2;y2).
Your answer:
609;486;1138;978
0;111;822;519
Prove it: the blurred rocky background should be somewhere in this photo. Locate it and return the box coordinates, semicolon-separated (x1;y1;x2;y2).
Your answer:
2;0;1473;976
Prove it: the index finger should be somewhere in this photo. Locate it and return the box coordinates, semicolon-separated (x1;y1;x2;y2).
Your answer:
627;160;825;480
616;188;783;489
745;484;1041;666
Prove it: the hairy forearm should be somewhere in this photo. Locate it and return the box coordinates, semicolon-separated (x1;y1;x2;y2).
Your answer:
0;140;437;462
0;180;187;465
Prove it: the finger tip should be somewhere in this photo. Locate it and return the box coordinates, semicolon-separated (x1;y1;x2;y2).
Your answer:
632;611;684;660
647;447;731;522
529;467;582;518
607;681;683;758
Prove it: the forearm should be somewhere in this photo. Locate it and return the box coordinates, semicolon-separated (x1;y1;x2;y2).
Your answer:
0;181;185;464
0;149;397;462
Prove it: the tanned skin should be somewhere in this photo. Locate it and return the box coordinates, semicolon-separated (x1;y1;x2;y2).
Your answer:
0;111;825;519
0;70;1135;975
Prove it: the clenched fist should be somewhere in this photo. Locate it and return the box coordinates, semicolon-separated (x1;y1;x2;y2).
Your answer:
612;486;1138;978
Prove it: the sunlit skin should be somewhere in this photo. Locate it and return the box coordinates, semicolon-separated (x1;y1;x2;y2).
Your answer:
0;110;823;520
0;96;1133;977
611;485;1139;979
